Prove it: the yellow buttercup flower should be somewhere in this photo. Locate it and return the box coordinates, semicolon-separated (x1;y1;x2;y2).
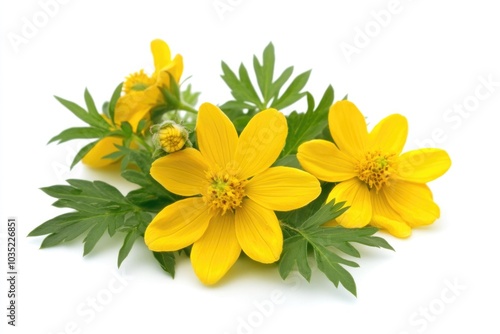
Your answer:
82;39;183;167
297;100;451;238
145;103;321;285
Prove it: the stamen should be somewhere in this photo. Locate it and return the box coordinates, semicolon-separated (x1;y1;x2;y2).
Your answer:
203;171;247;215
355;150;396;191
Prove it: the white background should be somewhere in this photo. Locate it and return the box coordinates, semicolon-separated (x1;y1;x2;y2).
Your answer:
1;0;499;333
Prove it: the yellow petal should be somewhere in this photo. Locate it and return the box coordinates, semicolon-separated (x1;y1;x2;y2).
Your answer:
150;148;209;196
191;213;241;285
297;139;358;182
328;100;368;159
196;103;238;170
156;54;184;85
246;166;320;211
326;178;371;228
234;108;287;179
235;199;283;263
370;191;411;238
151;39;171;75
369;114;408;154
144;197;212;252
114;92;156;130
383;181;440;227
82;137;122;167
396;148;451;183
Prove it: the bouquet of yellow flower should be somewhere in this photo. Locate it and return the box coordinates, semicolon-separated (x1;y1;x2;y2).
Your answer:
30;39;451;296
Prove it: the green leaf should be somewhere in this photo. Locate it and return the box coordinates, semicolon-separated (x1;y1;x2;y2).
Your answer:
238;63;261;105
54;94;108;129
273;154;301;169
221;61;262;108
32;180;137;259
83;216;110;255
314;244;358;296
181;83;201;107
220;43;310;114
160;86;180;109
84;88;100;119
269;66;293;100
278;236;311;281
153;252;176;278
279;196;393;296
70;140;99;169
118;228;139;267
108;82;123;123
253;42;275;103
281;85;334;157
54;96;95;126
271;70;311;110
48;127;109;144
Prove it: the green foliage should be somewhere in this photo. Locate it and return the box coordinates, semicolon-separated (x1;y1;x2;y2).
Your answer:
281;85;334;157
219;42;312;131
30;179;151;266
278;184;393;296
49;85;125;168
33;42;397;295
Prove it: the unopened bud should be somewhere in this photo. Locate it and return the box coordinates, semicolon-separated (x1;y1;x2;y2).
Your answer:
151;121;190;153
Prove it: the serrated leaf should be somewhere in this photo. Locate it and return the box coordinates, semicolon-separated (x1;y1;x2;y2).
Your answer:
118;228;139;267
300;200;348;230
70;140;99;169
281;85;334;157
238;63;261;105
32;179;135;258
221;61;262;108
271;70;311;110
84;88;100;119
181;83;201;107
253;42;275;103
54;95;107;129
48;127;108;144
279;188;392;296
54;96;95;125
314;245;358;296
83;217;110;255
28;212;85;237
153;252;176;278
108;82;123;123
278;236;311;281
269;66;293;100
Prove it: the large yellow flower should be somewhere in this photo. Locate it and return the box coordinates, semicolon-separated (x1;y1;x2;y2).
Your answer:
145;103;321;284
297;100;451;238
82;39;183;167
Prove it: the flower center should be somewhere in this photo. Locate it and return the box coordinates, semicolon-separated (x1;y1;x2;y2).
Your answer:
355;150;396;191
123;70;155;94
204;171;247;215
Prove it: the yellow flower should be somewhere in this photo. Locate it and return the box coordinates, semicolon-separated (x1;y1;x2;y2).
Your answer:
145;103;321;284
297;100;451;238
82;39;183;167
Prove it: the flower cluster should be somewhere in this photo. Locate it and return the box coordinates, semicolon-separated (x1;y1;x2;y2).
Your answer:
31;39;451;295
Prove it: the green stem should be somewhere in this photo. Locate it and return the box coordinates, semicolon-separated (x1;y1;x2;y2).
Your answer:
132;133;153;153
179;103;198;114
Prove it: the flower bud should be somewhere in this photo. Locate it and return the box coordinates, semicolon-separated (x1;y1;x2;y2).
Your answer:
152;121;190;153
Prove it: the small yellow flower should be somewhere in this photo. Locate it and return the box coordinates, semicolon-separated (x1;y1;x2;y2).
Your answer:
82;39;183;167
297;100;451;238
145;103;321;285
114;39;183;130
152;121;189;153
